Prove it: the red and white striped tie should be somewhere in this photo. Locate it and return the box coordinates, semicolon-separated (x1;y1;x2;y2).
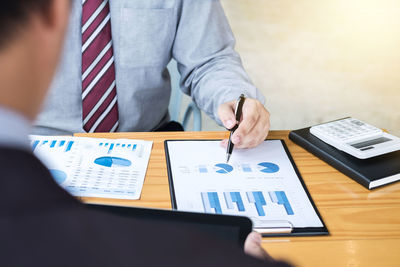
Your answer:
81;0;119;133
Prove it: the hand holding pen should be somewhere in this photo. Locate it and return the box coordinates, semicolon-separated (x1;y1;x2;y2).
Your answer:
226;94;246;163
218;94;271;155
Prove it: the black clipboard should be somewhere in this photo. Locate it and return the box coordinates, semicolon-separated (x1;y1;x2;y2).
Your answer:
164;139;329;237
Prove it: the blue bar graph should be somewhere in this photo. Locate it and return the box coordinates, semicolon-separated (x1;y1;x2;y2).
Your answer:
31;140;40;151
231;192;245;211
269;191;294;215
50;140;57;148
98;142;138;153
224;192;234;209
201;192;213;213
199;165;208;173
31;139;73;152
201;192;222;214
65;141;74;152
242;164;252;172
247;191;267;216
108;143;114;154
224;192;245;211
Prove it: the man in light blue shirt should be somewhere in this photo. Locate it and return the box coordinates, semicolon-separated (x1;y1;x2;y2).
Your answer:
34;0;270;148
0;3;291;265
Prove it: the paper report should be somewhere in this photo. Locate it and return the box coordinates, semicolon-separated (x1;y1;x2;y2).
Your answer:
166;140;323;229
30;135;153;199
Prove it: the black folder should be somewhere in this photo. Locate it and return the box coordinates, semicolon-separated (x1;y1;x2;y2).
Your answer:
289;127;400;189
88;204;252;248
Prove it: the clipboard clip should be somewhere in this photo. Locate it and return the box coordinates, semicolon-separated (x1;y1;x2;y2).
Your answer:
253;220;293;234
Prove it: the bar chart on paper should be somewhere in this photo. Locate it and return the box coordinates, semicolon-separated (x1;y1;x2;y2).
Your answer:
98;142;137;154
200;191;294;217
166;140;325;230
29;135;153;200
31;139;74;153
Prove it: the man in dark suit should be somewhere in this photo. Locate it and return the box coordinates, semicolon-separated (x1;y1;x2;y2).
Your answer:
0;1;292;266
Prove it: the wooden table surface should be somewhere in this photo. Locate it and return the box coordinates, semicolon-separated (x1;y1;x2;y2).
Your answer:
75;131;400;267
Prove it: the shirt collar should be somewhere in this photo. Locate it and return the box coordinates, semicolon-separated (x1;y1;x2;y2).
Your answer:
0;106;31;151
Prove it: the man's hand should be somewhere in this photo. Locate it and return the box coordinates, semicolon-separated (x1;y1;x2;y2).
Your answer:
218;98;270;148
244;232;273;261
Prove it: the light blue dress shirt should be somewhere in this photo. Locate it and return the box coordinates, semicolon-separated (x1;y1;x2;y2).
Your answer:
0;106;31;151
33;0;265;135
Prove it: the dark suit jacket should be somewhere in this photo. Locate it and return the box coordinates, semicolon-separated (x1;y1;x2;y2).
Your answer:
0;148;292;267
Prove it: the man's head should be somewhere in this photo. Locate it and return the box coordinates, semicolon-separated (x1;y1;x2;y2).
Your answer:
0;0;70;120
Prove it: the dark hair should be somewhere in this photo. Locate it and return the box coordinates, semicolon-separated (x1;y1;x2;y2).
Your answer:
0;0;51;48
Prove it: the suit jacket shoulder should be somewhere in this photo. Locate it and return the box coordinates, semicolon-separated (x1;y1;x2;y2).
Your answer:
0;148;291;267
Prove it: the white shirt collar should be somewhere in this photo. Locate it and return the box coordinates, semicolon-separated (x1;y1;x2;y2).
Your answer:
0;106;31;151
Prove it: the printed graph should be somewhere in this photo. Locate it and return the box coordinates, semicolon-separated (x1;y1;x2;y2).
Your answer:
99;142;137;154
247;191;267;216
201;192;222;214
31;139;74;152
224;192;245;211
94;156;132;167
269;191;294;215
241;164;252;172
199;165;208;173
200;191;294;217
214;163;233;174
191;162;280;174
49;169;67;184
257;162;280;173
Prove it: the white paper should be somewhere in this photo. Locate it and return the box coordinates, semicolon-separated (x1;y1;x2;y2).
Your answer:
30;135;153;200
167;140;323;228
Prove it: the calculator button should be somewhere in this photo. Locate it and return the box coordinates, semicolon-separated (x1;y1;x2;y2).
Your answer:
351;120;364;126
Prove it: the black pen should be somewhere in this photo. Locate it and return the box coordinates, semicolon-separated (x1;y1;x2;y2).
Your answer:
226;94;246;163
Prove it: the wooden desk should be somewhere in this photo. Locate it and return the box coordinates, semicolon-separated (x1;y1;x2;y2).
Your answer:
75;131;400;267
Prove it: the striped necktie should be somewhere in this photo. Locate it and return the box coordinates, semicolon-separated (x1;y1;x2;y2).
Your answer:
81;0;119;133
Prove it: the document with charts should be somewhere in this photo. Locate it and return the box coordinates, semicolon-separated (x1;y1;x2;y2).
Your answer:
30;135;152;200
165;140;328;235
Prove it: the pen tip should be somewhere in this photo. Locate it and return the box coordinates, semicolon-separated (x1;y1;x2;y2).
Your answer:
226;154;230;163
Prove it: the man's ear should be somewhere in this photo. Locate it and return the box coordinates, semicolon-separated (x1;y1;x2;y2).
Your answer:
23;0;71;120
39;0;70;34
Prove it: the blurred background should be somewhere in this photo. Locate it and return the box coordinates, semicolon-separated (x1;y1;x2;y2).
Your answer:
180;0;400;135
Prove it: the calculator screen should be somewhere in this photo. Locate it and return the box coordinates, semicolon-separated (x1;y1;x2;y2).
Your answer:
350;137;391;150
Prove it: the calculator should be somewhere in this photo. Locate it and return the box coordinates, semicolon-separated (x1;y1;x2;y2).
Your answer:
310;118;400;159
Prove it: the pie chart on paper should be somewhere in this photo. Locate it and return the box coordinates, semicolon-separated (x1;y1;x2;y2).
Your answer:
94;157;132;167
214;163;234;174
257;162;280;173
50;169;67;184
